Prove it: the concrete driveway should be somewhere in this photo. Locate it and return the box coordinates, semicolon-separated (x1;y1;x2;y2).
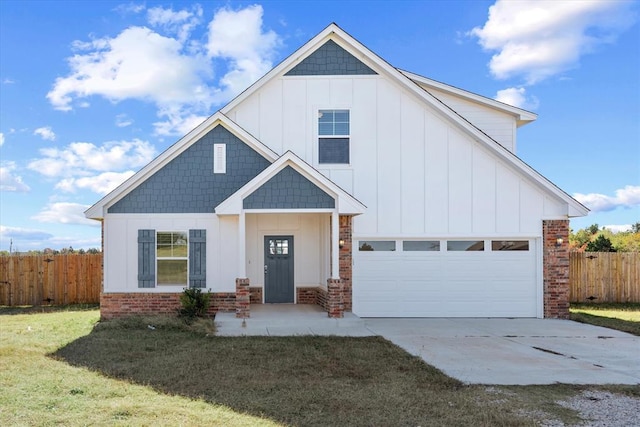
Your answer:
364;318;640;385
215;306;640;385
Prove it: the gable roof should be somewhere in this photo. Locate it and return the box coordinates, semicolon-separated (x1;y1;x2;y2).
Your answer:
222;23;587;217
85;112;278;219
215;151;366;215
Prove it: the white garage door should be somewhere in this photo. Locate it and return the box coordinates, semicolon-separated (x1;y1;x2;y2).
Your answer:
353;239;538;317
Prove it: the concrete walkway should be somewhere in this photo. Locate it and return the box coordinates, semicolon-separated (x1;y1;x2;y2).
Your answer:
215;305;640;385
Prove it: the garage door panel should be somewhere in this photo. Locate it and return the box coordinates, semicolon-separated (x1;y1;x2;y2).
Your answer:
353;239;538;317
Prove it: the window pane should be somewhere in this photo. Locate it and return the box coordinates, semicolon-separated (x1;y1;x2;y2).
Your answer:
333;110;349;122
318;122;334;135
492;240;529;251
447;240;484;251
403;241;440;251
157;260;187;285
157;232;173;245
173;245;188;257
319;138;349;164
334;122;349;135
157;246;173;257
318;110;334;122
358;241;396;251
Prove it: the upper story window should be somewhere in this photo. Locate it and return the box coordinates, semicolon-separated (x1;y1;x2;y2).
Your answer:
318;109;349;164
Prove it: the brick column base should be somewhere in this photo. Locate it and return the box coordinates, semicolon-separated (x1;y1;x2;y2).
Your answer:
235;278;250;319
543;220;570;319
327;278;344;318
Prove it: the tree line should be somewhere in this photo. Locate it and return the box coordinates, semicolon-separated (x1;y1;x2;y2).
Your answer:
569;222;640;252
0;247;101;256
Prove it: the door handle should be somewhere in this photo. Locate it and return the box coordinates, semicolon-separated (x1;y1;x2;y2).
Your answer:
264;265;268;274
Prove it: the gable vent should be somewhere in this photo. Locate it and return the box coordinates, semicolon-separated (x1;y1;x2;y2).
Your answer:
214;143;226;174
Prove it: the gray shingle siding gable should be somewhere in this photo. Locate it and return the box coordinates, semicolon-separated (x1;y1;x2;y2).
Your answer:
285;40;377;76
243;166;335;209
108;126;271;213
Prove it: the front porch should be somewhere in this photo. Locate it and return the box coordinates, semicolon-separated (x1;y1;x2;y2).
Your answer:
216;304;368;336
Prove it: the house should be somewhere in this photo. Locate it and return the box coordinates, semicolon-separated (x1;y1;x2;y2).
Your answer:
85;23;588;320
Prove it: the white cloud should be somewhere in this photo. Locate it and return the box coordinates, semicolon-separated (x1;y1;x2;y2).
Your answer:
603;224;632;233
27;139;155;193
494;87;539;110
114;2;145;15
574;185;640;212
2;78;15;84
207;5;280;101
34;126;56;141
46;4;281;136
152;106;208;136
55;171;135;195
470;0;637;84
28;139;155;177
47;26;214;112
0;162;30;192
147;5;203;42
0;225;53;241
115;113;133;127
0;132;4;146
31;202;98;226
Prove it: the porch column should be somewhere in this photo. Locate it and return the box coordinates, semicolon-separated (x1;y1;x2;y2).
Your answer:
238;211;246;278
331;211;340;279
542;219;570;319
327;278;344;318
235;278;250;318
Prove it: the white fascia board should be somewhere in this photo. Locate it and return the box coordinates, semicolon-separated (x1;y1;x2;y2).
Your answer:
399;70;538;125
215;151;366;215
84;112;278;220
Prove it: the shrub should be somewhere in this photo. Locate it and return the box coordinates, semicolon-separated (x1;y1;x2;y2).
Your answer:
178;288;211;322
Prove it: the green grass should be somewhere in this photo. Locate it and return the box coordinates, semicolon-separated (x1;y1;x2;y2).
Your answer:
1;306;638;426
570;303;640;336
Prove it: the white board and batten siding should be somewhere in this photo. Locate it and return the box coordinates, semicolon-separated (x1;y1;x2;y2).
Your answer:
103;214;239;293
426;87;517;152
227;74;567;239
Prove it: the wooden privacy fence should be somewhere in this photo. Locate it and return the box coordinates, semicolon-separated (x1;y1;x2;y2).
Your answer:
0;254;102;306
570;252;640;303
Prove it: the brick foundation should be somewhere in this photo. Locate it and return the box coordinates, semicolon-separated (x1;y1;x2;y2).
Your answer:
296;286;329;312
339;215;353;311
543;220;570;319
297;287;317;304
235;278;250;318
99;292;235;320
249;287;263;304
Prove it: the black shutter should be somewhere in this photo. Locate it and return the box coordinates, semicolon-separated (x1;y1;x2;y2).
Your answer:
138;229;156;288
189;229;206;288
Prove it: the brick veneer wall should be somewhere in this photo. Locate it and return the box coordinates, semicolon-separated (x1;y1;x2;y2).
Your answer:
249;287;263;304
543;220;570;319
339;215;353;311
100;292;235;320
297;287;317;304
296;286;329;312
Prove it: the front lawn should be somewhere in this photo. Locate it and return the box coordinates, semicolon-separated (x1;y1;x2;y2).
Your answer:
570;303;640;336
1;306;637;426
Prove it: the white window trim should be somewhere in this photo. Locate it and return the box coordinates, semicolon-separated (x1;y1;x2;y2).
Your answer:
156;231;189;286
316;107;351;166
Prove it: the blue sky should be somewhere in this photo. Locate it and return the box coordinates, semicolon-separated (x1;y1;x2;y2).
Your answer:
1;0;638;252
